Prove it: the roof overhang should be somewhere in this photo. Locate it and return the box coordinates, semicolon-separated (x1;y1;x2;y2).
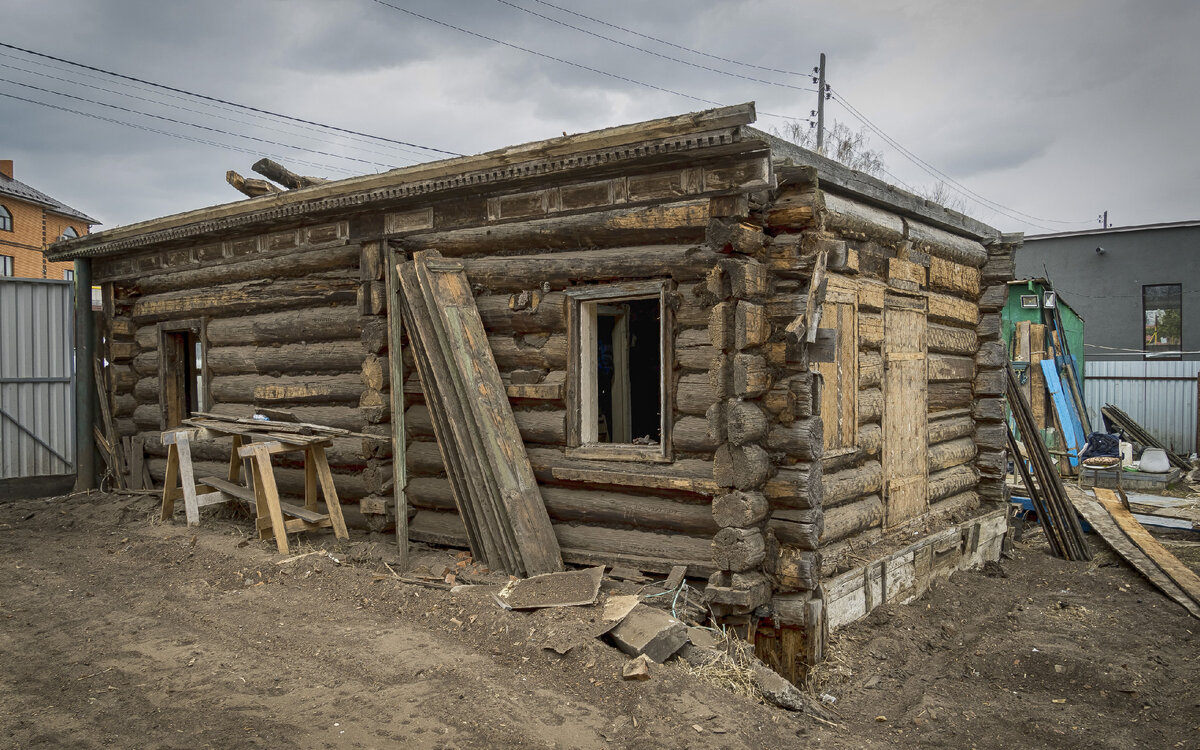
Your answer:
47;103;759;261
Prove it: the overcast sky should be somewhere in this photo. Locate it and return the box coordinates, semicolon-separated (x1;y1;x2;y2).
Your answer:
2;0;1196;237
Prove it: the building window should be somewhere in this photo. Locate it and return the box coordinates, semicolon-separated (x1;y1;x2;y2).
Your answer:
566;280;672;461
63;270;74;281
158;320;208;428
0;205;11;232
59;226;78;240
0;255;12;277
1143;284;1182;358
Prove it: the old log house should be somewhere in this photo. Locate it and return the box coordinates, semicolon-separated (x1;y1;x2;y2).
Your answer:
48;103;1017;681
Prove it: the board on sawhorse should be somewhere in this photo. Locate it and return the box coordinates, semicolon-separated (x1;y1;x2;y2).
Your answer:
159;429;235;526
237;440;350;555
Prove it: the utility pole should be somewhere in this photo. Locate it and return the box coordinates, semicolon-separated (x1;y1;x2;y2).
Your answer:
1098;210;1108;229
815;53;826;155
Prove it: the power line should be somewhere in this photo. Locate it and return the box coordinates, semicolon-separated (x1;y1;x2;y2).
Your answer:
0;77;400;169
0;40;462;157
494;0;815;93
0;59;424;166
0;49;436;163
830;88;1095;229
525;0;811;78
0;90;359;175
370;1;813;125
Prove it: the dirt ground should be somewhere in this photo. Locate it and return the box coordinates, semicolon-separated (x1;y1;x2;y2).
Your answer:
0;490;1197;749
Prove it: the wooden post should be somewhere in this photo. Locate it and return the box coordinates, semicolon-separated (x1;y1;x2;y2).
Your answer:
385;241;409;570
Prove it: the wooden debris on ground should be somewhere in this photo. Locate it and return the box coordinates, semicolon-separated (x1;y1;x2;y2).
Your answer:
1066;486;1200;618
396;249;562;577
493;566;604;610
1101;404;1190;472
1006;362;1091;560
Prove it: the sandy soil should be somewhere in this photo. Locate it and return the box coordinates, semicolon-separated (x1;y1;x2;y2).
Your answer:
0;490;1197;749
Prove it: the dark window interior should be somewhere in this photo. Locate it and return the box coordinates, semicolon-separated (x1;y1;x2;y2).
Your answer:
594;297;660;444
1143;283;1182;358
163;330;203;427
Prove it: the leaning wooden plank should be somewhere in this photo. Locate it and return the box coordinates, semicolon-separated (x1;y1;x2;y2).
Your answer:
398;259;512;571
414;250;563;575
1041;360;1083;468
1066;486;1199;618
1094;488;1200;616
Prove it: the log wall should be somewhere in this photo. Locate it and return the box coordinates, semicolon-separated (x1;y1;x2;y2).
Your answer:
94;221;381;509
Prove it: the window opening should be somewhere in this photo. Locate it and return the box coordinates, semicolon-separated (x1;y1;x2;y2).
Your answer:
593;298;660;445
160;323;206;428
1143;283;1181;358
60;226;78;240
0;205;11;232
0;254;12;277
569;280;671;461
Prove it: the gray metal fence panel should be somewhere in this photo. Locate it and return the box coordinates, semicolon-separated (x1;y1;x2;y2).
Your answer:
1084;359;1199;455
0;278;75;478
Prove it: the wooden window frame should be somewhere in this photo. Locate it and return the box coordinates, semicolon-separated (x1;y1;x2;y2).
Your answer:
157;318;209;430
1142;283;1182;360
0;205;11;233
0;254;12;277
565;279;674;463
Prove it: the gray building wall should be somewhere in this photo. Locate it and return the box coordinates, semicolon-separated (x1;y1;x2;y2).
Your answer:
1017;223;1200;361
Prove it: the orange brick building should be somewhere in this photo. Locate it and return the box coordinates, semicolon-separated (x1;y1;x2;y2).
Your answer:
0;159;97;279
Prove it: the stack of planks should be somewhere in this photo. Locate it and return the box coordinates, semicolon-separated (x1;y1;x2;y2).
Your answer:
1006;362;1091;560
1101;404;1189;472
396;249;563;577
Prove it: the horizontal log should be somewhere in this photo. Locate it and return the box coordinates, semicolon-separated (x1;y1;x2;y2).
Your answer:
765;186;819;229
487;334;567;371
926;323;978;355
406;476;717;536
207;341;363;376
929;464;977;503
928;437;976;473
927;291;979;327
823;461;883;508
131;275;357;322
205;306;362;348
928;354;975;383
109;363;137;393
858;351;882;389
821;423;883;472
676;328;718;372
766;417;823;462
929;382;973;413
135;244;360;295
677;373;718;416
405;403;565;446
474;292;567;334
927;255;982;297
906;219;988;269
858;388;882;425
766;517;819;551
928;414;975;445
402;201;713;257
673;415;717;453
821;494;883;545
113;393;136;418
858;312;882;350
408;510;715;576
763;462;822;510
132;351;158;377
209;373;365;406
822;192;905;245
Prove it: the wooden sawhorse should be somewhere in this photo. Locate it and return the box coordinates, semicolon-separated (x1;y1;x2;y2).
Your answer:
159;427;349;554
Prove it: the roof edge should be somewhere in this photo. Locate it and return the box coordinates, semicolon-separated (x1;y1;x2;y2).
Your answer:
49;103;756;261
749;127;1002;241
1024;218;1200;241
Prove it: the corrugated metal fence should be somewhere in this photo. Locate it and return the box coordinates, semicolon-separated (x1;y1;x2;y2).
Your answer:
1084;359;1199;456
0;278;75;479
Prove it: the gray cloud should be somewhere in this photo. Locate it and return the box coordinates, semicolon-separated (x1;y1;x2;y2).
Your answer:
0;0;1196;235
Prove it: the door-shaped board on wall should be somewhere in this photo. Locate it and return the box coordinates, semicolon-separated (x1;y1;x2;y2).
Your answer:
882;293;928;528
